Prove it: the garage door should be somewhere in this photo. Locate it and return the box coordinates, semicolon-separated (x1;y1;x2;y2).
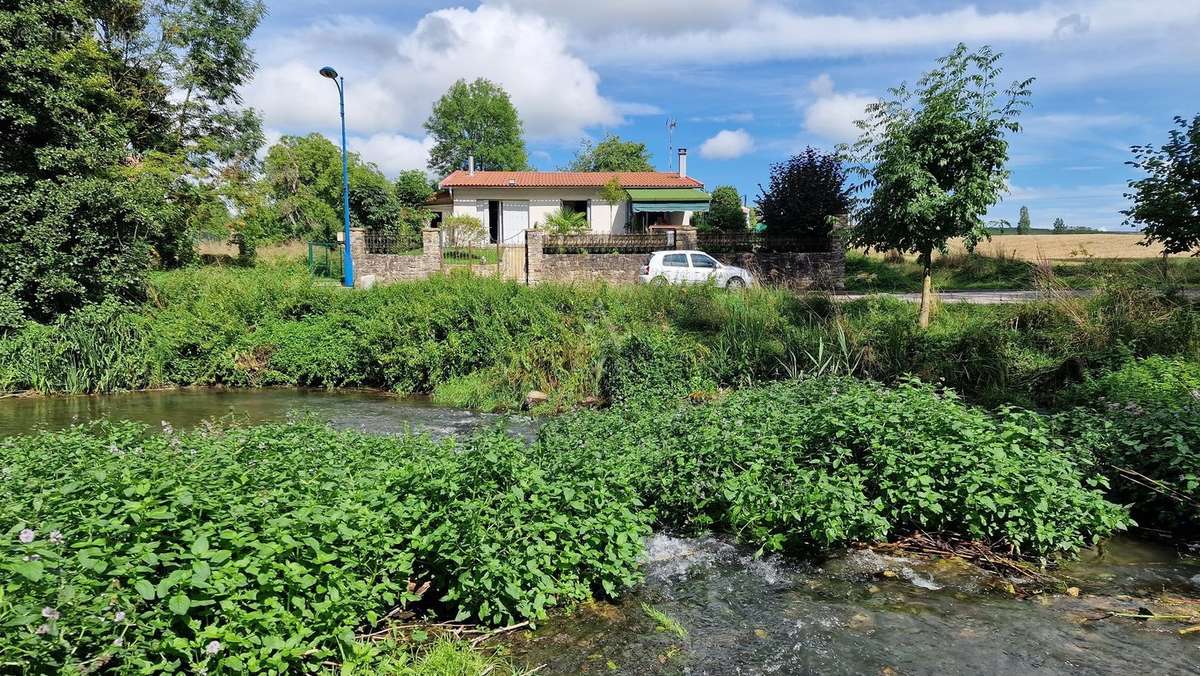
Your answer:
500;201;529;246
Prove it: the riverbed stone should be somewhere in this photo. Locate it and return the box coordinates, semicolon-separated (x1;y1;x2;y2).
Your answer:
1190;574;1200;591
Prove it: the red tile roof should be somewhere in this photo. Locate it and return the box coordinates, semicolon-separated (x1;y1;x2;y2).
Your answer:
440;170;703;189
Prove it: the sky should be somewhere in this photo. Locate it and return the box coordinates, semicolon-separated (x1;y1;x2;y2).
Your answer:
243;1;1200;230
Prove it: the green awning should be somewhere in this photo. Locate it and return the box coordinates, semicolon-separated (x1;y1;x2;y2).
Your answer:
627;188;711;213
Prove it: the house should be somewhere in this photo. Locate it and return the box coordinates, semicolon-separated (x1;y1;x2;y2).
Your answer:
427;148;710;244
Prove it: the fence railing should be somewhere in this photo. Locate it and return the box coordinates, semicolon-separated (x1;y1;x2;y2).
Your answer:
544;233;671;254
364;232;422;255
695;232;831;254
306;242;342;280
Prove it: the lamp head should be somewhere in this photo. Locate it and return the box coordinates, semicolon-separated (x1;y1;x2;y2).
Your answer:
319;66;339;80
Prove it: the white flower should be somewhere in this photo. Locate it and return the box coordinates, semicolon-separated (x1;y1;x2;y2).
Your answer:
35;624;50;635
113;611;126;622
113;637;124;647
18;528;34;544
49;530;64;545
205;640;221;655
41;607;59;620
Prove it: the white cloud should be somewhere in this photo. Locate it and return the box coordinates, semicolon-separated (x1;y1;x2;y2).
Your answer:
245;5;623;141
699;129;754;159
690;112;755;124
563;0;1199;65
504;0;754;33
802;75;875;144
347;134;434;177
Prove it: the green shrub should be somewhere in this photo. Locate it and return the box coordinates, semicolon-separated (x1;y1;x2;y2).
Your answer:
0;421;648;673
538;377;1130;558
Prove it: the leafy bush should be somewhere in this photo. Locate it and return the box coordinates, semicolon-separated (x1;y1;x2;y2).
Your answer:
541;208;588;235
0;421;648;672
538;377;1130;558
2;266;1197;412
1053;357;1200;535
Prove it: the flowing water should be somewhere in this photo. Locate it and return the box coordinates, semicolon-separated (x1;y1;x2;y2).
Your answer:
0;387;538;441
2;389;1198;674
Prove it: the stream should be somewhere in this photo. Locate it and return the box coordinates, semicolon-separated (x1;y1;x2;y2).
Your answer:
2;389;1198;674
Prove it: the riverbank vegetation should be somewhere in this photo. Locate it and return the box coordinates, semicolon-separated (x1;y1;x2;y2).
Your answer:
4;373;1137;672
3;264;1198;411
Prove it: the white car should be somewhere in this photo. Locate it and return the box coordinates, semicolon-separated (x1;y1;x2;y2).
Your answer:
638;250;754;288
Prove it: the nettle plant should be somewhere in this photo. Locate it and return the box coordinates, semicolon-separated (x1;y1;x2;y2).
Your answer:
0;422;648;673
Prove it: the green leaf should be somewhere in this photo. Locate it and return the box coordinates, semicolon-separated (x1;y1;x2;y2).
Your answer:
168;593;191;615
13;560;44;581
135;579;156;600
191;535;210;556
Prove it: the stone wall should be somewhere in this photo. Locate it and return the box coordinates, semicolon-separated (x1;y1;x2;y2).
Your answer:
348;228;441;288
712;250;845;290
527;226;845;289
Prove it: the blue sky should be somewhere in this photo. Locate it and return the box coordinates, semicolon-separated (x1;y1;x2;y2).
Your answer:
244;1;1200;230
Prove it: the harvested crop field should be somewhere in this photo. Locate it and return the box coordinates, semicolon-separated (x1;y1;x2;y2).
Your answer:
944;233;1181;261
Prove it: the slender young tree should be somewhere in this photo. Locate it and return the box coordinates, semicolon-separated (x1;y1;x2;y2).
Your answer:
1123;114;1200;257
849;44;1033;328
424;79;528;177
1017;206;1032;234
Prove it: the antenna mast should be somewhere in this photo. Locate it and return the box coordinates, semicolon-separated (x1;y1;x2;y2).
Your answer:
666;117;677;170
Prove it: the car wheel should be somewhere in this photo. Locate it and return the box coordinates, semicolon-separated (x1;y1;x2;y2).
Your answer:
651;275;670;286
726;276;746;289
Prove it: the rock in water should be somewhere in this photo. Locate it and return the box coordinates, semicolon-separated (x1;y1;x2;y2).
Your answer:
1190;574;1200;591
525;390;549;408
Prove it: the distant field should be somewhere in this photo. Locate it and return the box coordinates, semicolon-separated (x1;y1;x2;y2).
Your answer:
944;233;1176;261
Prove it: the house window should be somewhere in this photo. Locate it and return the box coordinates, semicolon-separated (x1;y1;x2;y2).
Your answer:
561;200;589;223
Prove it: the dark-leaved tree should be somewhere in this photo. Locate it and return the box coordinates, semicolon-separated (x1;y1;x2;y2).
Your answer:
849;43;1033;328
756;148;850;238
1123;114;1200;257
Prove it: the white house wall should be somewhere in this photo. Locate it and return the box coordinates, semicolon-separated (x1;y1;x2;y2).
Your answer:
447;188;631;236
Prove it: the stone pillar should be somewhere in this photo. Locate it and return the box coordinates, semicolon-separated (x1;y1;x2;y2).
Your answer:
828;214;849;291
525;228;545;285
348;228;367;287
674;225;698;250
421;228;441;270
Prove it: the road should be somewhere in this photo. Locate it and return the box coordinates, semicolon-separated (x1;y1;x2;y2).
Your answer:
834;288;1200;304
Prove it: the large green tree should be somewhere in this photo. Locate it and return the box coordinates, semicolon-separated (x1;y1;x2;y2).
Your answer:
0;0;150;326
566;134;654;172
1123;114;1200;256
849;44;1033;328
263;134;420;244
424;79;528;177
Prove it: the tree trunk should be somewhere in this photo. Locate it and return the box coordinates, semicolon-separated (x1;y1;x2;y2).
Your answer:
918;250;933;329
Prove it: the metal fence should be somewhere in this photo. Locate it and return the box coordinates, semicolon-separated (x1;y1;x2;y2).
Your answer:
306;242;342;280
364;232;422;255
544;233;671;254
695;232;831;254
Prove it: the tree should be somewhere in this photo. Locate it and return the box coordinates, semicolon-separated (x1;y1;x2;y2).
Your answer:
849;44;1033;328
566;134;654;172
395;170;434;208
424;79;528;177
1123;114;1200;256
1053;217;1067;232
1017;206;1032;234
756;147;851;238
0;0;150;326
705;186;747;232
262;134;410;242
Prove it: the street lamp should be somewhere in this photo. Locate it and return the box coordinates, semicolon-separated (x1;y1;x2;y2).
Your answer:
320;65;354;287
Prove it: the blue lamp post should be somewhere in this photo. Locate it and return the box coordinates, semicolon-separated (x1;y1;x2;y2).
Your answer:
319;65;354;287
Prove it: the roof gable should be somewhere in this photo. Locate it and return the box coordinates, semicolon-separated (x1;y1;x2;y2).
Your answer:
440;170;704;189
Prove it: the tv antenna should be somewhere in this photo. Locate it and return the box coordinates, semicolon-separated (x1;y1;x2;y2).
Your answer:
666;117;677;169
